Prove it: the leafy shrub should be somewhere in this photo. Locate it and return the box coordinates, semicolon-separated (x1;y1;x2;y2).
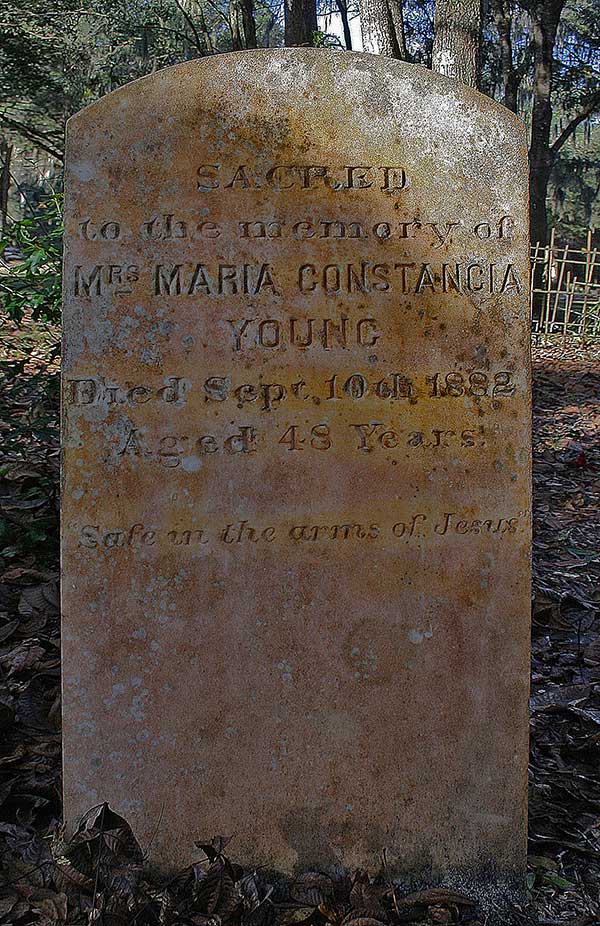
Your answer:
0;193;63;326
0;358;60;567
0;195;61;565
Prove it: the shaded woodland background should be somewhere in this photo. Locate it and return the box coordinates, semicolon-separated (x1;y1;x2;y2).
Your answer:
0;0;599;251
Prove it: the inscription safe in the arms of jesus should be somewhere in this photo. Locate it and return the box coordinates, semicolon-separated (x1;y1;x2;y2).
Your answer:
78;510;528;553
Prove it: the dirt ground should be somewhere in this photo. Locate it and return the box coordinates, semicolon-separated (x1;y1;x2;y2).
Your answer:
528;345;600;924
0;337;599;925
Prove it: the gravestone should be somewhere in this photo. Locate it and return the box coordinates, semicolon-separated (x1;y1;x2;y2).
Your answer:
62;49;531;896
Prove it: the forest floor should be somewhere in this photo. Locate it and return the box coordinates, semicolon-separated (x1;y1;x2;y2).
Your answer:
0;325;599;925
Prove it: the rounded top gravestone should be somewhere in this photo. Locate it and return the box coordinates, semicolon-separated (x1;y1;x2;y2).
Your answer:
61;48;531;899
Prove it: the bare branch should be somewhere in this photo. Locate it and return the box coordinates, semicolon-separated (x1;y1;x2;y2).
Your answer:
550;87;600;159
0;115;63;161
172;0;207;52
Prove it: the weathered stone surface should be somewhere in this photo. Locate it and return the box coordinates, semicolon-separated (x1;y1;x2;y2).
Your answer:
61;49;531;892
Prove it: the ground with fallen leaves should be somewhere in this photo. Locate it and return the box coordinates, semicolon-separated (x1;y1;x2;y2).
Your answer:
1;327;599;925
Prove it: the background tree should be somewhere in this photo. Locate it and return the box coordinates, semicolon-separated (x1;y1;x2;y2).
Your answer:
360;0;600;244
0;0;598;246
333;0;354;48
527;0;599;244
483;0;600;244
230;0;258;49
526;0;571;246
487;0;531;112
431;0;484;88
549;123;600;236
359;0;407;57
0;0;81;161
284;0;318;45
0;142;12;235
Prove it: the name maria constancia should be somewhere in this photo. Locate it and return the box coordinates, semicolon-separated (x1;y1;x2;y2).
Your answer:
152;260;523;297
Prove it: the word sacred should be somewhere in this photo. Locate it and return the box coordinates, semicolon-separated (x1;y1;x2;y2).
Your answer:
196;164;408;193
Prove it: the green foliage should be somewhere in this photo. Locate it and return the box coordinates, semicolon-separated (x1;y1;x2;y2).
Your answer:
549;123;600;240
0;358;60;566
1;0;598;244
527;855;577;895
0;191;61;566
0;0;283;158
312;29;342;47
0;0;85;158
0;194;63;326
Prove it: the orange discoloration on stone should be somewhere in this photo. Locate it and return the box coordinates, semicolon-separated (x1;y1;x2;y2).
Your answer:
61;49;531;895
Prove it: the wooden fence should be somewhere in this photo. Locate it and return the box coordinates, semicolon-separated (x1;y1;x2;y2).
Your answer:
531;229;600;345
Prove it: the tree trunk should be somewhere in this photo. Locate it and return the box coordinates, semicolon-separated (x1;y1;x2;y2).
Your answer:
359;0;407;58
489;0;532;113
284;0;317;46
431;0;483;89
0;143;13;238
528;0;565;246
262;7;276;45
505;64;524;113
335;0;353;49
230;0;257;49
174;0;214;53
491;0;515;110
